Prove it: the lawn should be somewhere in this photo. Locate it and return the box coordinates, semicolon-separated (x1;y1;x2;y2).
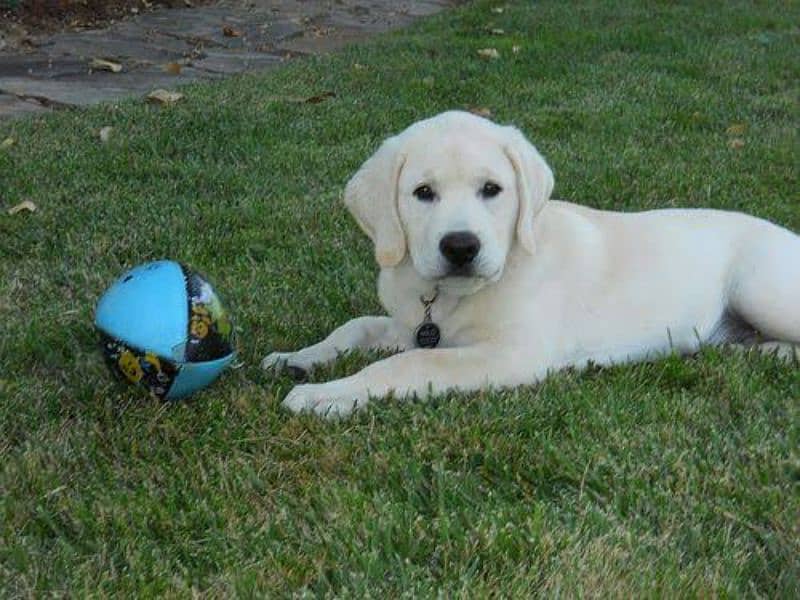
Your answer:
1;0;798;595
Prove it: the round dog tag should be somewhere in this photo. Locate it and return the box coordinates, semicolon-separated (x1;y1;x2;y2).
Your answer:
415;321;440;348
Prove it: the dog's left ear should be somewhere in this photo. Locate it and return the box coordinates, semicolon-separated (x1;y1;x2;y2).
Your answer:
343;136;407;268
502;126;554;254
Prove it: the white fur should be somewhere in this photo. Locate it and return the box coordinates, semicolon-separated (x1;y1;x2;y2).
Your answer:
263;111;800;417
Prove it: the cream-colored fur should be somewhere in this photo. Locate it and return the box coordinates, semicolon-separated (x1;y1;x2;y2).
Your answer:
263;111;800;417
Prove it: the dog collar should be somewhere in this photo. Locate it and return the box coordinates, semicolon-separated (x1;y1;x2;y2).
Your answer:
414;287;441;348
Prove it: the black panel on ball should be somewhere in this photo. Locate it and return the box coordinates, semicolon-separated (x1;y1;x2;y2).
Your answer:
181;265;235;362
98;331;179;400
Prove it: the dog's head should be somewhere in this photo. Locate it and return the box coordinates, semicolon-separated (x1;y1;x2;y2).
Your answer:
344;111;553;294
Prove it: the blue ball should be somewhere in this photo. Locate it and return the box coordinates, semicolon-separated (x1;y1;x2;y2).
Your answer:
95;260;235;400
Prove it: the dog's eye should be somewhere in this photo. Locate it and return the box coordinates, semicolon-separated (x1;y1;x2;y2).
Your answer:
413;185;436;202
481;181;502;199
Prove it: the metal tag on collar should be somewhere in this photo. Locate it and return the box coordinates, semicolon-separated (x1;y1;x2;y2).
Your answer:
414;288;441;348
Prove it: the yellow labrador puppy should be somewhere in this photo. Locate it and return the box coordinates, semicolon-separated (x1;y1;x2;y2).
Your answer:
263;111;800;417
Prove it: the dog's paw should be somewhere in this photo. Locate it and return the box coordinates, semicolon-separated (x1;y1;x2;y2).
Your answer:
261;352;308;381
261;351;290;371
761;342;800;364
281;382;367;418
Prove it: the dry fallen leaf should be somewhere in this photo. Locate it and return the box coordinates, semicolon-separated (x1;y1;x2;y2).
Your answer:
99;126;113;143
729;138;745;150
309;25;332;38
90;58;123;73
146;89;184;105
469;107;493;118
223;25;242;37
726;123;747;135
304;91;336;104
262;91;336;105
8;200;37;215
1;137;14;150
477;48;500;60
163;62;182;75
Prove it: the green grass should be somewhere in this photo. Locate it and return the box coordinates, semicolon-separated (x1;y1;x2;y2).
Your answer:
1;0;799;595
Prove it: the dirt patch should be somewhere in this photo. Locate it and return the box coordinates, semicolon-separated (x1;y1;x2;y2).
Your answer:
1;0;205;51
1;0;461;118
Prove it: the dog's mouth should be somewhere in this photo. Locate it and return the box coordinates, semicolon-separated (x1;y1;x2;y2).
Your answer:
432;265;503;295
442;265;476;278
411;251;504;295
437;264;502;281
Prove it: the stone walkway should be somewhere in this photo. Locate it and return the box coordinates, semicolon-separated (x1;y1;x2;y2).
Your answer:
0;0;458;119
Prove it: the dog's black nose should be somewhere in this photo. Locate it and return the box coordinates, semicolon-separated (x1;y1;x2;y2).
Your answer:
439;231;481;267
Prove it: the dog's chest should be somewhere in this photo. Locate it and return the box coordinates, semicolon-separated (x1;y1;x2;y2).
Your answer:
379;274;499;347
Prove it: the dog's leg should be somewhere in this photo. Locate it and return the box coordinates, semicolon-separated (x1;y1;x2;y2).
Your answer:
730;224;800;343
281;344;541;417
262;316;412;378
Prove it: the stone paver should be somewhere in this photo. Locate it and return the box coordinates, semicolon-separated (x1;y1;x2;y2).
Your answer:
0;0;460;119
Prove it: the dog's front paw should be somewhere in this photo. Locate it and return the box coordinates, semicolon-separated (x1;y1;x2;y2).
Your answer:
261;352;308;381
282;382;368;418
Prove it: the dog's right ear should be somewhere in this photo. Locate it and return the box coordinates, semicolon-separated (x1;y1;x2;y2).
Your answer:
344;137;407;268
